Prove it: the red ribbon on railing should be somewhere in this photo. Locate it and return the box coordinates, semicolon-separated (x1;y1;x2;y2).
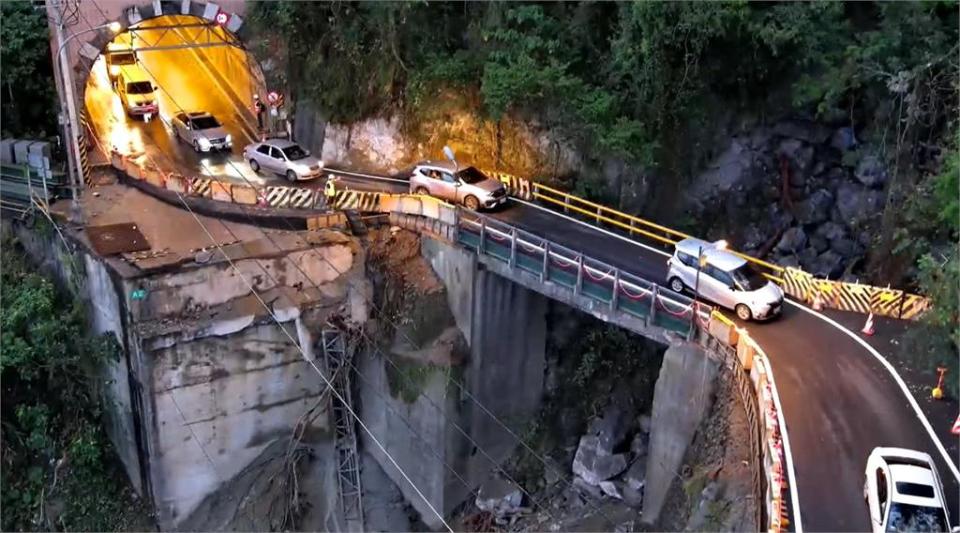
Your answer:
618;281;649;301
583;265;615;282
656;295;694;317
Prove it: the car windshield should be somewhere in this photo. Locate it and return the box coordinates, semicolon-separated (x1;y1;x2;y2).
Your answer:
886;502;948;532
731;264;768;291
111;52;136;65
190;116;220;130
127;81;153;95
457;167;489;184
283;145;308;160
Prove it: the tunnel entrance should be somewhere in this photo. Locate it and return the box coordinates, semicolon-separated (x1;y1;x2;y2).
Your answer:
83;14;266;183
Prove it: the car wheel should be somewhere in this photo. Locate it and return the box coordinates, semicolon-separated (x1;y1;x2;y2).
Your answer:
464;195;480;210
669;277;685;294
414;186;429;195
249;159;260;173
286;170;298;183
735;304;753;321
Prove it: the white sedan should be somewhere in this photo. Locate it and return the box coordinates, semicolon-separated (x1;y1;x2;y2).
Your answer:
864;447;952;532
172;112;232;153
243;139;324;182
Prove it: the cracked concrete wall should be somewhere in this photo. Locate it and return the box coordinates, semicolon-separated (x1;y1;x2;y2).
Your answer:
359;235;546;529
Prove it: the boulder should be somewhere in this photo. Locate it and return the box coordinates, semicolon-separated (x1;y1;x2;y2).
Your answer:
622;483;644;509
830;127;858;151
777;139;814;176
775;227;808;253
836;183;884;226
830;237;861;258
588;390;634;454
475;477;523;518
795;189;834;224
624;460;647;492
815;221;847;242
774;120;832;144
811;250;845;278
571;476;604;501
630;432;648;459
855;155;888;188
809;235;829;253
599;481;624;500
572;436;628;486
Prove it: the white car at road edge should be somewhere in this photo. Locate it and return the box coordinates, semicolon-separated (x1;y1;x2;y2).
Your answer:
864;447;952;533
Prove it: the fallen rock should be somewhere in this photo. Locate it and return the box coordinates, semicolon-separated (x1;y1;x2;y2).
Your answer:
572;436;628;486
855;154;888;188
624;459;647;492
830;127;858;151
777;139;814;176
775;227;808;253
622;483;644;509
588;390;634;454
630;432;648;459
599;480;624;500
795;188;834;224
475;477;523;518
836;183;883;227
815;221;847;242
811;250;845;278
830;237;860;258
571;476;604;501
774;119;832;144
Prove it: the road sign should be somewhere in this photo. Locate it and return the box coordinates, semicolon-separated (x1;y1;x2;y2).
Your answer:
267;91;279;104
131;288;147;300
215;11;229;26
952;414;960;435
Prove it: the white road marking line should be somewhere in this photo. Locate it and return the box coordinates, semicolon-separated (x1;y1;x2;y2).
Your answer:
326;168;409;184
787;300;960;484
512;197;812;530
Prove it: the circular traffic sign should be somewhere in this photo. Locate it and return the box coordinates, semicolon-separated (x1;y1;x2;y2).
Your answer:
267;91;280;104
215;11;229;25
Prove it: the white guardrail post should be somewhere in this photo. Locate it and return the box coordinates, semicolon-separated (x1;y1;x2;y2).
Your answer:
611;269;620;310
478;217;486;254
509;227;517;269
575;255;584;296
541;241;550;283
648;285;658;326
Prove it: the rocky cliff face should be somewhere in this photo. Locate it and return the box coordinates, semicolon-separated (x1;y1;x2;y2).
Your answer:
684;119;886;279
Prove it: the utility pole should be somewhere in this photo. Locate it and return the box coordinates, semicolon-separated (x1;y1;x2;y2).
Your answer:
49;0;81;201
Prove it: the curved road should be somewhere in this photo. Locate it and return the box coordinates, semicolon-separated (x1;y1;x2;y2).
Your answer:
82;47;959;531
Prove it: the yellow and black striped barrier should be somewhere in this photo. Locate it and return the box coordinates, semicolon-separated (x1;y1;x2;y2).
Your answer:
188;177;212;197
78;110;92;187
263;186;317;209
328;189;381;211
784;267;930;319
486;170;533;201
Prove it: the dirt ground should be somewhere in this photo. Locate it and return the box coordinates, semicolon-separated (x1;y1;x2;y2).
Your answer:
366;226;443;294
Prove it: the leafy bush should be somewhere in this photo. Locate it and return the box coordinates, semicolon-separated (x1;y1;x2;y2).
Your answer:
0;236;143;531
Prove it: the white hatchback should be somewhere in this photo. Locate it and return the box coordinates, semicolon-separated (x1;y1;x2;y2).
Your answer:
863;447;951;533
666;238;784;321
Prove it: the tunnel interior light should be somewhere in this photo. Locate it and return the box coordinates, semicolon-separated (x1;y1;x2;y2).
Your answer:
108;21;122;33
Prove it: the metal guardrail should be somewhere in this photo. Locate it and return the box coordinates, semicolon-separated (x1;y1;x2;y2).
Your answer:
0;163;69;216
529;181;787;283
456;210;711;337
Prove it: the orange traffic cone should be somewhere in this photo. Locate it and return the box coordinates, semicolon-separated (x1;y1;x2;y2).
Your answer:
811;291;823;311
861;313;875;336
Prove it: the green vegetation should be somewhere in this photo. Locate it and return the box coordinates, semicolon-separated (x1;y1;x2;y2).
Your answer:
1;237;146;531
252;0;958;391
0;2;58;138
385;355;446;404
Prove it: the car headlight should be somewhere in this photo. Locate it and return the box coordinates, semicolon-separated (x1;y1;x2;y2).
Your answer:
109;65;120;75
198;138;211;149
225;134;232;144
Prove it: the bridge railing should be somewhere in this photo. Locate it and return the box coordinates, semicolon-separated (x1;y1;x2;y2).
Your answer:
457;210;711;337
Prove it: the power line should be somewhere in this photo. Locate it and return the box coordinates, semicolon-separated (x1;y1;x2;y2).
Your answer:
76;6;615;527
74;10;453;530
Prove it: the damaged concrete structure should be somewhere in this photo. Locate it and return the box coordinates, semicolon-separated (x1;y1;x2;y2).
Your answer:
15;187;370;530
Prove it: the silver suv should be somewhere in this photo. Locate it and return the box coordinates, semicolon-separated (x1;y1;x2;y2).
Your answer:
666;238;784;321
172;112;232;153
409;161;507;210
243;139;324;182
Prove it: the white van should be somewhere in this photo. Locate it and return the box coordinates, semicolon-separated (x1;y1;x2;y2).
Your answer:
116;66;158;118
666;238;784;321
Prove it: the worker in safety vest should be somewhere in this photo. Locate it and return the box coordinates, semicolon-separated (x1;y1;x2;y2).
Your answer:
324;175;338;206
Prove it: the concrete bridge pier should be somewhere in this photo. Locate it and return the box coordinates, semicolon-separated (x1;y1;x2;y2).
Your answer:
358;236;547;529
